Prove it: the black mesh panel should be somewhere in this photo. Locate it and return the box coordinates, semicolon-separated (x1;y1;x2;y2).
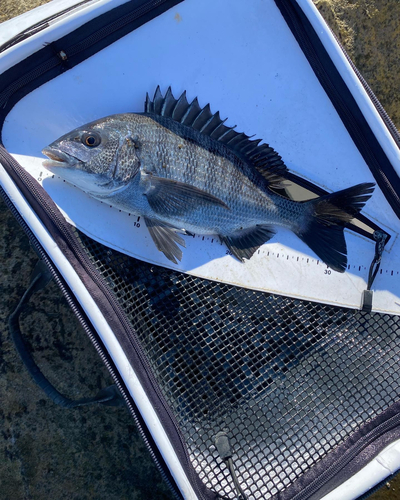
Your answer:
75;229;400;499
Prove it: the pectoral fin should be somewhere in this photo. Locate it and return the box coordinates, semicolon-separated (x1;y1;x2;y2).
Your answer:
144;217;186;264
142;172;229;216
220;225;276;262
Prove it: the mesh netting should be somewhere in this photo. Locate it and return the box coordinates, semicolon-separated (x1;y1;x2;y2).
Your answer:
75;229;400;499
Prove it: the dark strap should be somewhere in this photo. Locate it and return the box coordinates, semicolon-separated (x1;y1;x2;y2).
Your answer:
367;230;388;290
361;230;388;312
8;259;124;408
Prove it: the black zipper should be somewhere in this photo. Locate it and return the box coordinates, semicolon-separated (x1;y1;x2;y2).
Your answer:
326;26;400;216
327;26;400;150
0;0;179;114
10;156;202;494
289;411;400;500
0;1;213;497
1;0;399;498
0;0;95;53
0;183;183;500
275;0;400;220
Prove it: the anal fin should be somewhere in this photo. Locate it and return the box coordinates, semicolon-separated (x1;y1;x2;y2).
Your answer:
220;225;276;262
144;217;185;264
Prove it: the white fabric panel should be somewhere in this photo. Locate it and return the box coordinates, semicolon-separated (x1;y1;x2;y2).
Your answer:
2;0;400;314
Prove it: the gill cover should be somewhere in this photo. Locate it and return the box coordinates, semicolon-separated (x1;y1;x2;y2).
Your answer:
42;117;141;192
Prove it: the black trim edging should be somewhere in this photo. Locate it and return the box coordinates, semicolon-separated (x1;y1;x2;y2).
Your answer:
273;399;400;500
0;181;185;499
1;0;400;498
0;1;220;499
275;0;400;220
0;0;182;142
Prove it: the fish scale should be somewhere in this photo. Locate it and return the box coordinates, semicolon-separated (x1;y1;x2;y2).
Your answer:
42;87;375;271
138;114;273;213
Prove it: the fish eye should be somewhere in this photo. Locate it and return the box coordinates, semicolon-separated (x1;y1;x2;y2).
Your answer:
82;132;101;147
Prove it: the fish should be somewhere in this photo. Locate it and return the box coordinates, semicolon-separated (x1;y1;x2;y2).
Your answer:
42;86;375;272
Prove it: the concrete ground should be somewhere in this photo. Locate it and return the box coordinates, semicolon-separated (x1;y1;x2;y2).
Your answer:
1;1;399;499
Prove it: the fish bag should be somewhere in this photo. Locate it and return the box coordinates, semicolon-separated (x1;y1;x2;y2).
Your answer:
1;0;400;498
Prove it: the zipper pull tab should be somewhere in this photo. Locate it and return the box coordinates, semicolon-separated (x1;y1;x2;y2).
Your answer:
215;431;248;500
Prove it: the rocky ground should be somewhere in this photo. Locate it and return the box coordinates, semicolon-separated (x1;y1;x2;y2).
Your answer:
1;1;399;499
315;0;400;126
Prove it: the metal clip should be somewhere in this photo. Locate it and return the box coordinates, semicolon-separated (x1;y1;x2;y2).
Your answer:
57;50;68;61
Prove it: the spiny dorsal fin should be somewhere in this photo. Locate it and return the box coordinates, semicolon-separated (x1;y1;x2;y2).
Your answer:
144;86;288;184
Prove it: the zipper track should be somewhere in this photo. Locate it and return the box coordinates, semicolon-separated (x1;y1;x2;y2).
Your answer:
10;154;200;493
67;0;169;57
326;26;400;217
291;411;400;500
328;27;400;150
0;1;208;497
0;0;95;54
0;183;183;500
277;0;400;219
0;57;60;110
1;0;399;499
0;0;174;111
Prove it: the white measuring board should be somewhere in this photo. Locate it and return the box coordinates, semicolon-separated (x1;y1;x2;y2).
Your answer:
3;0;400;314
9;155;400;315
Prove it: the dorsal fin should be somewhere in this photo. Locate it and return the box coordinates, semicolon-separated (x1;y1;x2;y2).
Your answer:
144;87;288;184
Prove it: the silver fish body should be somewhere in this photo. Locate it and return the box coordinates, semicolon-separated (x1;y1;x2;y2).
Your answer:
91;114;297;229
42;88;374;271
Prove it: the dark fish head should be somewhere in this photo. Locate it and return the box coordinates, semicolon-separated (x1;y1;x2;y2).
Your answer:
42;115;140;196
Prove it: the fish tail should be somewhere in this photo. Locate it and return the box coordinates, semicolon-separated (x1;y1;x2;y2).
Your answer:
296;182;375;272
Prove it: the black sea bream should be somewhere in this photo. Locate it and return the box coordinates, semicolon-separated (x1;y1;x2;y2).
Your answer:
42;87;374;272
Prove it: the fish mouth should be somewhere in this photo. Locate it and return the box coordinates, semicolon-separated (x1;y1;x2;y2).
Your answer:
42;147;78;168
